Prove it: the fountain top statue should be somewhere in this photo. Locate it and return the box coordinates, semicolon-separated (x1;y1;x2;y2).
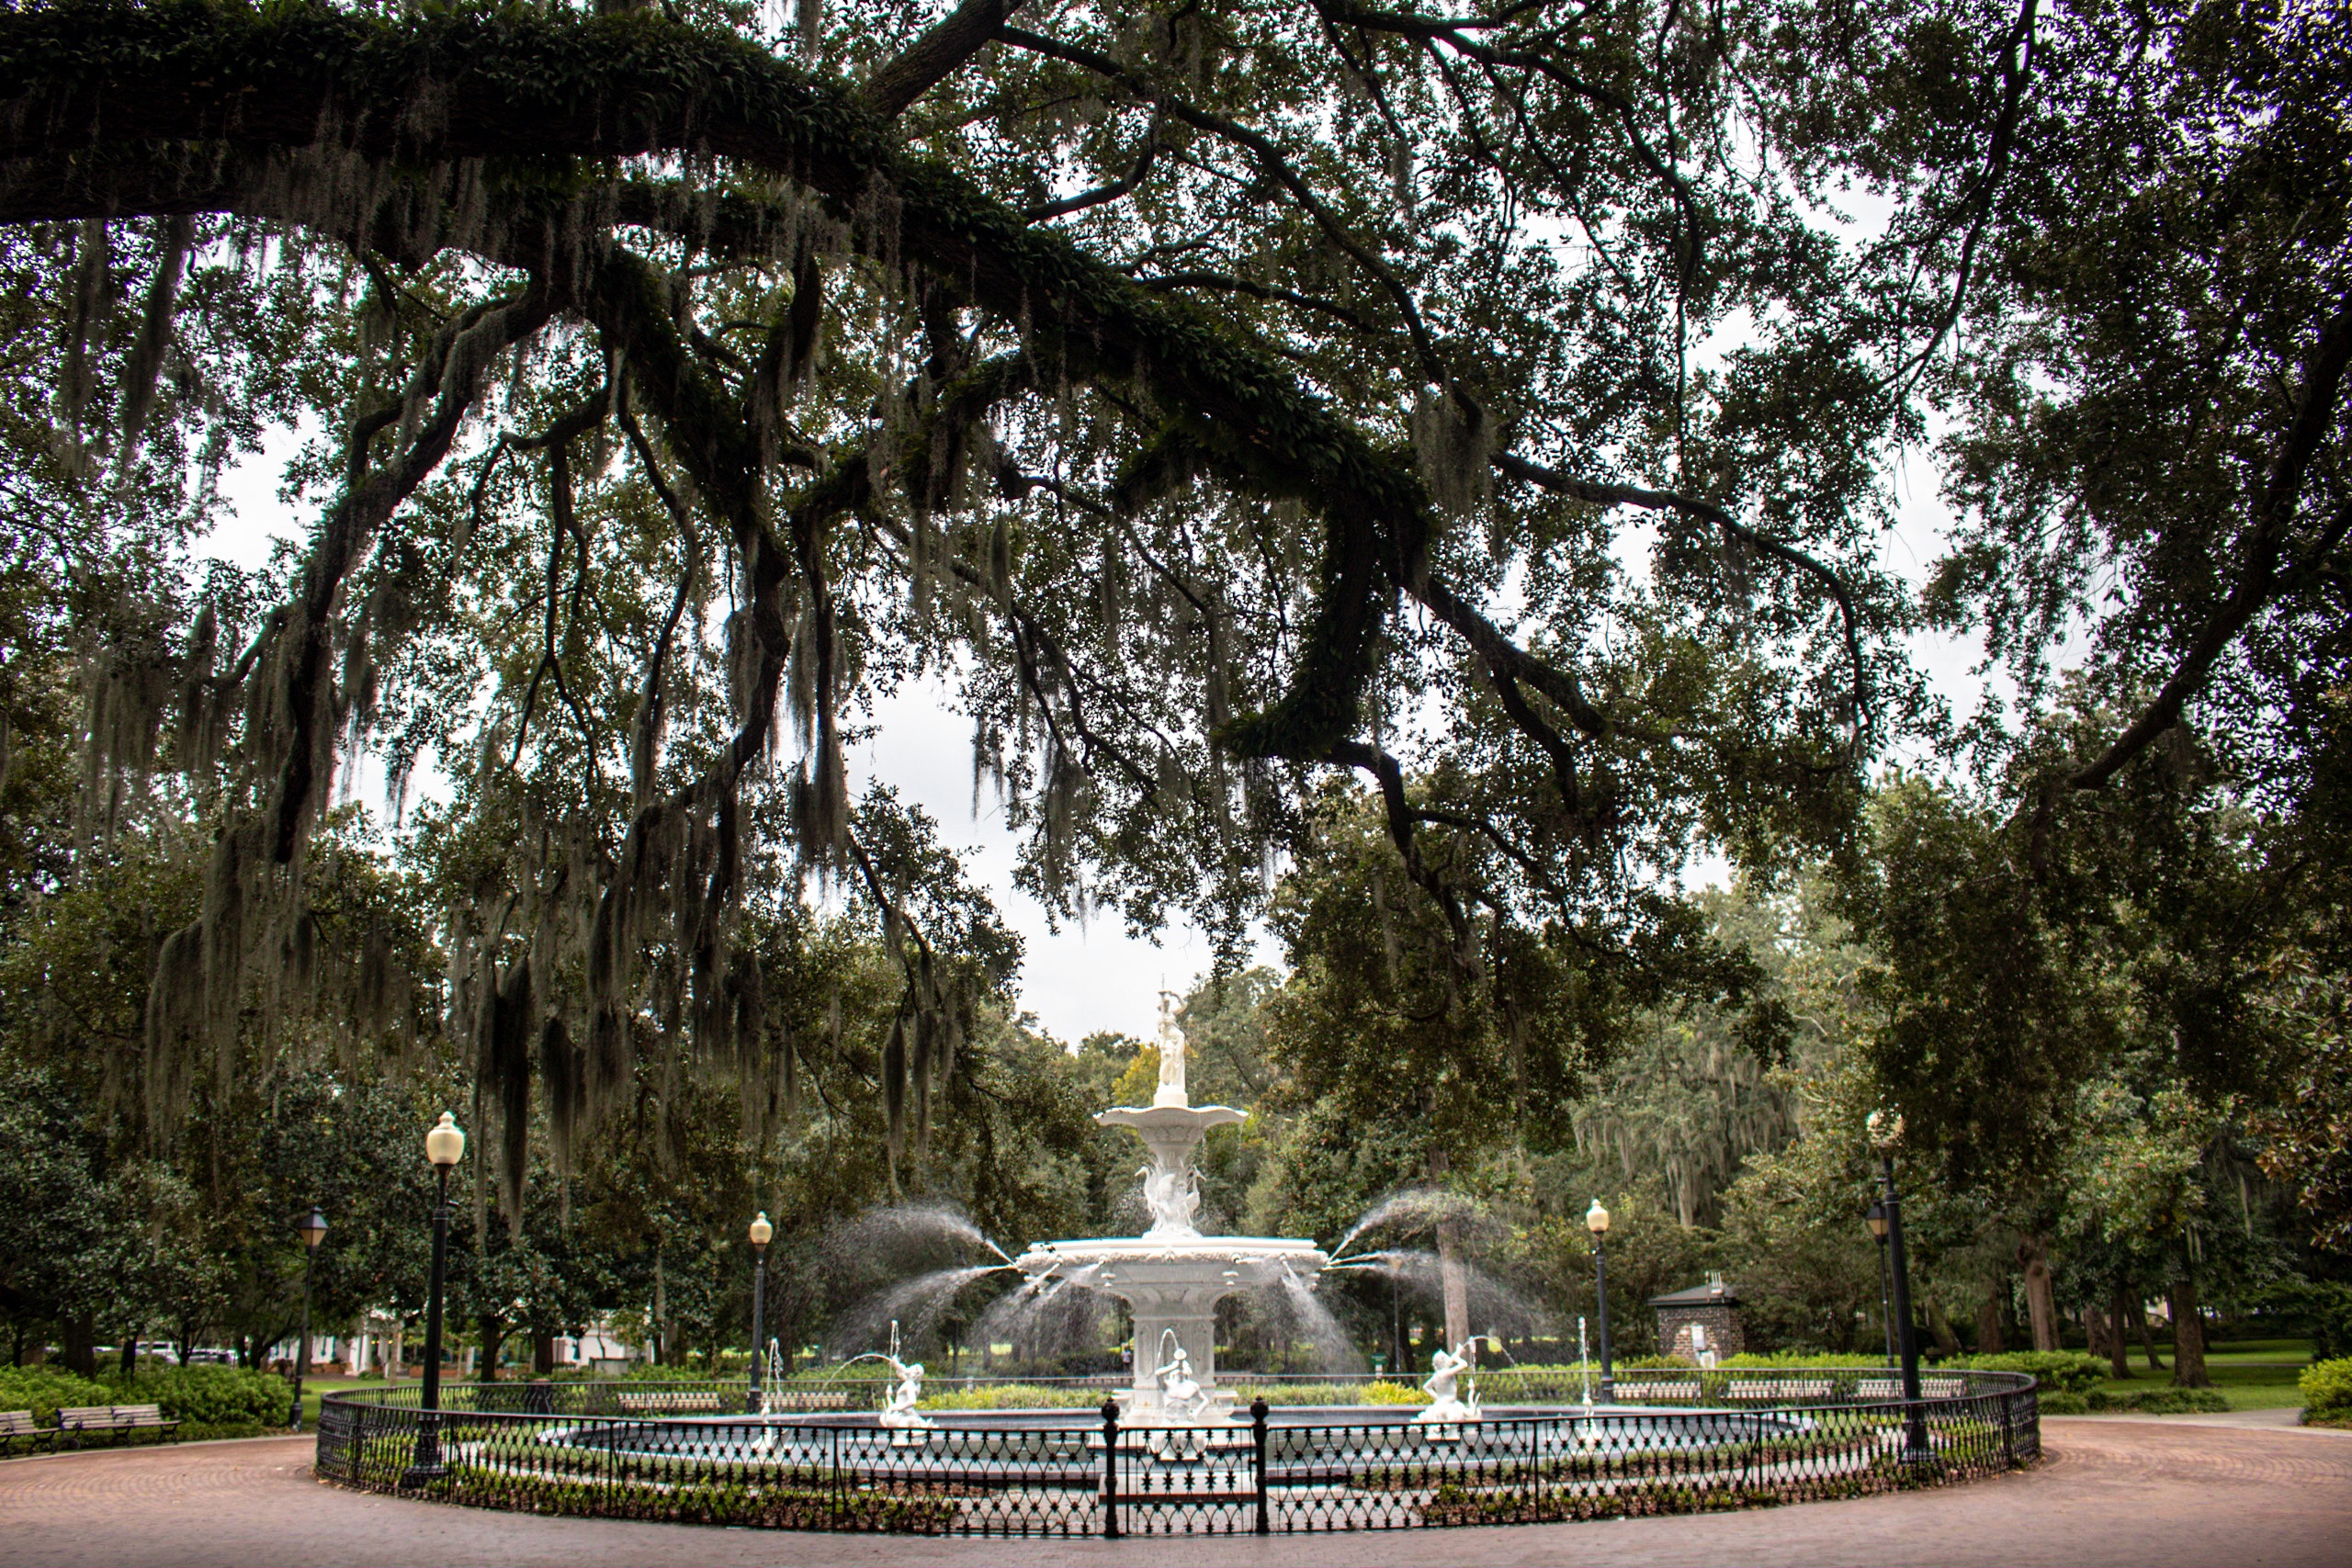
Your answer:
1094;994;1244;1237
1154;991;1189;1108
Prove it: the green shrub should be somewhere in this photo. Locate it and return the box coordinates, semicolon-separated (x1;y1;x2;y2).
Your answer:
107;1366;290;1427
2083;1385;2230;1415
1962;1351;2109;1395
0;1366;111;1424
917;1382;1097;1410
2037;1391;2090;1415
1357;1380;1427;1405
2300;1356;2352;1421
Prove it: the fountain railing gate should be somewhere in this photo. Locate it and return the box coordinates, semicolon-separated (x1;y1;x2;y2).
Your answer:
315;1366;2038;1536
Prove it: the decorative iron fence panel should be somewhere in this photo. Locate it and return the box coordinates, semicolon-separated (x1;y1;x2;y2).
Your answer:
316;1368;2036;1537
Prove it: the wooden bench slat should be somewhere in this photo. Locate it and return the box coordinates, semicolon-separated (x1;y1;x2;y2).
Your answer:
54;1404;179;1447
0;1409;58;1455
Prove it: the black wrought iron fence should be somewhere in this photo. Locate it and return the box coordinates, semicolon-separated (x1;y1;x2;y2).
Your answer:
315;1368;2038;1537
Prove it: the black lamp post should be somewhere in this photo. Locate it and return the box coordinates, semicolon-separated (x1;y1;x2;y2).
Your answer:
1586;1199;1615;1403
288;1206;329;1430
1865;1200;1896;1368
746;1211;773;1415
1869;1111;1932;1463
404;1111;464;1487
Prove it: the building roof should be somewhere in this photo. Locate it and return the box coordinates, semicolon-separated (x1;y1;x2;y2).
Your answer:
1647;1277;1739;1308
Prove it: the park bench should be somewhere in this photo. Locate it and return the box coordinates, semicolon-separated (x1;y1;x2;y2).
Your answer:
1725;1379;1835;1402
1857;1376;1972;1401
762;1390;852;1411
614;1391;726;1416
56;1404;180;1448
0;1410;58;1455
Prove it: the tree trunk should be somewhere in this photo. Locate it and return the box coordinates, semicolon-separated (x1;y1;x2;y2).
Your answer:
2106;1280;2133;1378
2134;1298;2166;1371
652;1251;667;1367
1975;1285;2007;1354
534;1333;556;1375
61;1317;96;1377
1925;1299;1963;1358
2020;1237;2060;1351
1434;1215;1472;1354
2167;1278;2211;1388
479;1314;505;1382
1428;1148;1471;1354
119;1335;137;1374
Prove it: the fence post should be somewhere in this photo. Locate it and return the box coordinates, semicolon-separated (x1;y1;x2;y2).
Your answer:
1251;1397;1271;1535
1101;1398;1122;1539
2000;1391;2018;1470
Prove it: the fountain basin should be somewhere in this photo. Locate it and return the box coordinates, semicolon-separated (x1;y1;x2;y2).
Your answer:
537;1403;1819;1482
1013;1235;1329;1423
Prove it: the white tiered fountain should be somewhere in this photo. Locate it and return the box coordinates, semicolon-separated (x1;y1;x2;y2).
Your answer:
1013;997;1329;1426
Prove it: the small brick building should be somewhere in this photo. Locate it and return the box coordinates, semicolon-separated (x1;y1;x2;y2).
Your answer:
1648;1274;1745;1359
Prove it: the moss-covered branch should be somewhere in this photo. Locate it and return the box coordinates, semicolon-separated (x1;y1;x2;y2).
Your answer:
0;0;1438;762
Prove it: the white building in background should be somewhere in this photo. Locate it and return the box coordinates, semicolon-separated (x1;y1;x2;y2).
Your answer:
270;1313;645;1377
552;1325;640;1374
342;1312;404;1375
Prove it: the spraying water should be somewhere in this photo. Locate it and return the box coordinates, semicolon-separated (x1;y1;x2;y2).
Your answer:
828;1265;1009;1360
1329;1247;1555;1337
1271;1265;1366;1374
1329;1187;1480;1262
826;1201;1013;1265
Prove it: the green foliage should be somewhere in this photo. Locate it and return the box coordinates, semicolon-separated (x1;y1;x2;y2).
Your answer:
1356;1380;1426;1405
2083;1386;2231;1415
0;1365;110;1424
107;1365;291;1427
2301;1358;2352;1422
915;1382;1097;1410
1961;1352;2109;1397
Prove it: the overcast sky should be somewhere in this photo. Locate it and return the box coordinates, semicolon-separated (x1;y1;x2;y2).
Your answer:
206;414;1996;1047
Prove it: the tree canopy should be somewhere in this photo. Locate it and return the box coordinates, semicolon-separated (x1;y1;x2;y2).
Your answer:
0;0;2345;1377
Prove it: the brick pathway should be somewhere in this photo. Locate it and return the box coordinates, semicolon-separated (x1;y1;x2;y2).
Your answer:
0;1418;2346;1566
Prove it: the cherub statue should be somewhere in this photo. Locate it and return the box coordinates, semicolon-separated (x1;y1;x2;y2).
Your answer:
1153;1332;1214;1422
876;1321;935;1430
1413;1337;1483;1425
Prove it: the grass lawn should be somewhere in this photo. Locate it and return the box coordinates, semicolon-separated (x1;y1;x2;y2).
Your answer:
293;1374;385;1428
2087;1337;2312;1413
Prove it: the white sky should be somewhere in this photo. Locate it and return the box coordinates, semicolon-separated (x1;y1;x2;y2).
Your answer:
205;400;1998;1046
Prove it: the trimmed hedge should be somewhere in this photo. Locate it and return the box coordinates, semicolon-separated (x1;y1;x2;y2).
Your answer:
2040;1386;2230;1416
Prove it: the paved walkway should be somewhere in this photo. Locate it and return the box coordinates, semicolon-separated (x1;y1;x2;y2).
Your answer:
0;1418;2346;1566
